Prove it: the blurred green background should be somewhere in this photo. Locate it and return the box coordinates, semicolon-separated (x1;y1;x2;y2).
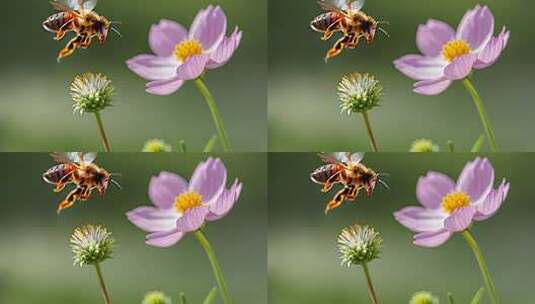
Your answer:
0;153;267;303
269;153;532;303
269;0;532;152
0;0;266;152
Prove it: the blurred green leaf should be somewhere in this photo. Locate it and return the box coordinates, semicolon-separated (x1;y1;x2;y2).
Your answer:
469;288;485;304
470;135;485;152
203;135;218;152
202;287;218;304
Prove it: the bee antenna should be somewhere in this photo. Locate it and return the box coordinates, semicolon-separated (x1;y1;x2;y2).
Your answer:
110;172;122;177
378;178;390;190
110;179;122;190
377;20;390;25
111;26;122;38
378;27;390;38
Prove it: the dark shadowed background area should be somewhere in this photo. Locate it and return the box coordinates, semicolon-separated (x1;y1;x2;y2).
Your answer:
0;153;267;303
269;153;532;303
0;0;267;152
269;0;533;152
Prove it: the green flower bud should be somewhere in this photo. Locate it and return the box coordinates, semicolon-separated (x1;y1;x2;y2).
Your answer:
409;291;440;304
337;224;383;267
337;73;382;115
142;291;172;304
70;72;114;115
142;139;172;152
410;139;440;152
70;224;115;267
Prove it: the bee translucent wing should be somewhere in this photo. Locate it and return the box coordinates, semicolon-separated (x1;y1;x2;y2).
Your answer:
50;152;74;164
66;0;82;10
81;0;98;11
350;152;365;163
349;0;365;11
334;152;351;163
318;153;339;164
81;152;98;164
50;1;73;11
67;0;97;11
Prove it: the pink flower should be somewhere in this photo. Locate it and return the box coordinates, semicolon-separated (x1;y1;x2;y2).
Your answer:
394;158;509;248
394;4;510;95
126;158;242;247
126;5;242;96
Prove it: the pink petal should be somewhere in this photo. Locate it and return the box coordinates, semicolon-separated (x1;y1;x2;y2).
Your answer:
176;206;209;232
394;206;446;232
444;206;476;232
474;180;510;221
456;158;495;204
148;172;188;209
416;172;455;209
146;229;185;247
413;78;452;95
393;54;446;81
126;54;178;81
474;27;510;69
146;77;185;95
443;54;477;80
189;5;227;51
176;55;209;80
149;19;188;57
207;179;243;221
126;206;179;232
416;19;456;57
206;27;242;70
413;229;452;248
457;5;494;51
189;158;227;203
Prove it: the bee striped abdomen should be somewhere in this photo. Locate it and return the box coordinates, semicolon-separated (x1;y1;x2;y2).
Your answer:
43;164;73;184
42;12;74;32
310;164;341;184
310;12;342;32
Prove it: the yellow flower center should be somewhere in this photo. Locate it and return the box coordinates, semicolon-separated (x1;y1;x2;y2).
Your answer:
442;39;472;62
174;39;203;62
442;191;471;214
175;191;203;213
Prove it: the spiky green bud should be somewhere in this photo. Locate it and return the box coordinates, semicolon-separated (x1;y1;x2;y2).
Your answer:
337;73;382;115
337;224;383;267
70;72;114;115
70;224;115;267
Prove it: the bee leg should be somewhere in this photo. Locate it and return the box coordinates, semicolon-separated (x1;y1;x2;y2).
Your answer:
324;186;351;214
57;187;83;213
79;34;93;49
322;21;341;40
346;34;361;49
322;172;341;192
57;35;84;62
55;20;74;41
325;35;351;62
346;185;361;201
80;186;93;201
54;172;73;192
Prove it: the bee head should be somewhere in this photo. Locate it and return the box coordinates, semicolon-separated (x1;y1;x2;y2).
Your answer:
94;16;111;44
362;19;377;42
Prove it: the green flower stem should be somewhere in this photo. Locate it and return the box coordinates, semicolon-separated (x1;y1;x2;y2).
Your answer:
462;78;498;152
93;112;112;152
462;230;499;304
361;111;379;152
94;263;112;304
194;230;233;304
194;78;232;152
362;263;379;304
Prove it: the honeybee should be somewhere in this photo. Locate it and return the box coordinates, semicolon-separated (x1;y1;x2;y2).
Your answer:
310;0;388;61
42;0;121;61
310;152;387;214
43;152;120;213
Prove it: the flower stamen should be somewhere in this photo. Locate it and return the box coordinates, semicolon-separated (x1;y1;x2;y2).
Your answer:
442;191;471;214
175;39;203;62
175;192;203;213
442;39;472;62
